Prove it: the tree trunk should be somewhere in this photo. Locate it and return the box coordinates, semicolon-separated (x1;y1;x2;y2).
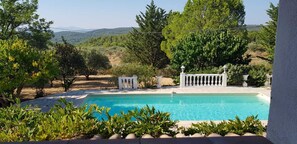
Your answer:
85;75;90;80
16;84;24;98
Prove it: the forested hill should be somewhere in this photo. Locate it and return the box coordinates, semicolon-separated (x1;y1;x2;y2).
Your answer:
52;25;260;45
52;27;133;44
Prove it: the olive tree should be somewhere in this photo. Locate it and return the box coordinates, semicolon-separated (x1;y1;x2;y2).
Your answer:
54;39;86;91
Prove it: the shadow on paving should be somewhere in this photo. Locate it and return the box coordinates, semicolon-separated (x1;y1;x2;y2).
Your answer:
3;136;273;144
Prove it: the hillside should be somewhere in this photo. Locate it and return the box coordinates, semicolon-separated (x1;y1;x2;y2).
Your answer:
52;27;133;44
246;25;261;31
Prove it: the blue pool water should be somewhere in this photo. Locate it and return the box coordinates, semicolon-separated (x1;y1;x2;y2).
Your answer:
83;93;270;120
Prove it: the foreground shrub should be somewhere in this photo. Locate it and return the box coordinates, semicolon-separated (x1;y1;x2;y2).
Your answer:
0;100;176;142
100;106;177;138
111;63;156;88
129;106;177;137
182;116;265;136
0;99;104;142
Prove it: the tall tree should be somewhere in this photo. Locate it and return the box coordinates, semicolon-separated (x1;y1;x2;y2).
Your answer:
171;30;250;71
0;0;53;49
125;0;169;69
258;3;278;63
162;0;246;59
54;38;86;91
0;39;58;106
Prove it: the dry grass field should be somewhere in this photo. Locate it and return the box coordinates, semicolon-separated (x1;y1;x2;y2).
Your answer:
21;75;175;100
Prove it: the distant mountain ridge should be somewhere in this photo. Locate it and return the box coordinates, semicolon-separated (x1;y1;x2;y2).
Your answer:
52;27;133;44
52;25;260;44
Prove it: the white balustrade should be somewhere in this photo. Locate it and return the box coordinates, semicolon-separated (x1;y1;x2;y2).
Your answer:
118;75;138;90
180;74;227;87
180;65;228;88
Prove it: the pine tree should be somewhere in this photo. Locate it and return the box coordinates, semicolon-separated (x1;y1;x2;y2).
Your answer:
258;3;278;63
125;0;169;69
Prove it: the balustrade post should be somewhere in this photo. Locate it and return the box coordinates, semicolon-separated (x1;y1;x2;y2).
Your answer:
132;75;138;89
265;74;272;87
180;73;186;88
222;65;228;87
156;76;162;88
118;77;123;90
243;75;249;87
180;66;186;88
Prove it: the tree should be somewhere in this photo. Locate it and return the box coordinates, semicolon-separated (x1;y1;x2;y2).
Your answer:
54;38;86;91
80;49;111;80
162;0;246;59
0;0;53;49
258;3;278;63
0;39;58;106
171;30;250;72
125;0;169;69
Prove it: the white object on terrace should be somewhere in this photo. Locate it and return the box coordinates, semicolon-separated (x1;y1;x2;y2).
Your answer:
180;65;228;88
243;75;249;87
156;76;163;88
265;74;273;87
118;75;138;90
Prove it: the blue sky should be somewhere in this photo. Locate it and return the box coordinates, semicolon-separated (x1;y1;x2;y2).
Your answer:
37;0;279;29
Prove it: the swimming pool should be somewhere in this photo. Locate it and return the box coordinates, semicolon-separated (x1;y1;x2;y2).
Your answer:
83;93;270;121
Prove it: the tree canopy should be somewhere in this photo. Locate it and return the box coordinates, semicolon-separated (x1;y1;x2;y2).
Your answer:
125;0;169;69
0;39;58;105
0;0;53;49
171;30;250;72
54;38;86;91
162;0;246;59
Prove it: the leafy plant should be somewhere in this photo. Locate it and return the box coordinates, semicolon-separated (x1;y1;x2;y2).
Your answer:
247;65;268;87
100;110;134;138
182;116;265;136
221;64;251;86
100;106;177;138
129;106;177;137
0;99;105;142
